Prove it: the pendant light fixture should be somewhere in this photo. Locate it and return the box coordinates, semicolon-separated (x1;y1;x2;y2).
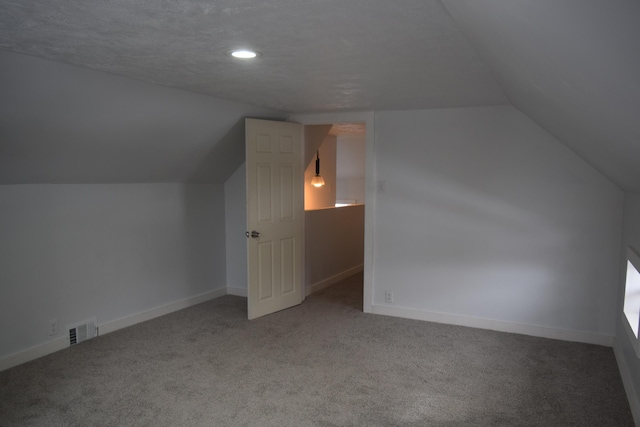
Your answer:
311;150;325;188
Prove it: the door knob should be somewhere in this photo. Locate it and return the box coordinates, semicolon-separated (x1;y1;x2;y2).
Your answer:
246;230;260;238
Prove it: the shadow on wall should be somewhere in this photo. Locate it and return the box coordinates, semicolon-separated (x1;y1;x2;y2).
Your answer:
187;118;245;184
185;119;245;295
187;117;284;184
305;205;365;292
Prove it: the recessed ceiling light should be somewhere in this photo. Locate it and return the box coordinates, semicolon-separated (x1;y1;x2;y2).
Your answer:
230;50;259;59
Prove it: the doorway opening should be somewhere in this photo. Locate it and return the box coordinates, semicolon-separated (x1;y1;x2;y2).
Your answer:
303;123;366;302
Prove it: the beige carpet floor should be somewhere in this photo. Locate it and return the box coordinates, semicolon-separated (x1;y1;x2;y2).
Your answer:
0;273;634;426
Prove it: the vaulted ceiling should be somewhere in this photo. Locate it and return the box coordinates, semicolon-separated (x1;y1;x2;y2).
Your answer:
1;0;638;190
443;0;640;192
0;0;507;111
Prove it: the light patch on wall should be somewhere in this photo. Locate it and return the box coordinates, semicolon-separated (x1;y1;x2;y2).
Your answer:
335;199;357;207
624;248;640;338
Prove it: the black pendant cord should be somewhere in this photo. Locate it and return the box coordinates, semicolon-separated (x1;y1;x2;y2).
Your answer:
315;151;321;176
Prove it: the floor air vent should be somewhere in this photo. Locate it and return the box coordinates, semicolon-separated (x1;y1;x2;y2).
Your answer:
68;318;97;346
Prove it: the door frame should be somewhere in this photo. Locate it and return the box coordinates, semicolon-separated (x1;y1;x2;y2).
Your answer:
289;111;375;313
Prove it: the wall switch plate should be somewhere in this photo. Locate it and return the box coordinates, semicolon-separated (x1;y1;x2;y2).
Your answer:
377;180;387;194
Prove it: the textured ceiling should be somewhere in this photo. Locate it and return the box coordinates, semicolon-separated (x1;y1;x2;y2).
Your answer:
0;0;507;113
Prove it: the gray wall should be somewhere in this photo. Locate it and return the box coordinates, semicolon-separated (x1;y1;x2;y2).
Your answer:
616;193;640;415
224;164;248;293
372;105;623;338
0;184;224;358
305;205;365;291
0;52;286;365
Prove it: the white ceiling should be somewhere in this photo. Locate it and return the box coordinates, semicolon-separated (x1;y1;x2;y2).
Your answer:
1;0;639;190
0;0;507;112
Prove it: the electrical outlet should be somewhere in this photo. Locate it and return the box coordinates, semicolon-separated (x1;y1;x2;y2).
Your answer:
49;319;58;336
384;291;393;304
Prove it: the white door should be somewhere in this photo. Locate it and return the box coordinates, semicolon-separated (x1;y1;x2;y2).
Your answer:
246;118;304;320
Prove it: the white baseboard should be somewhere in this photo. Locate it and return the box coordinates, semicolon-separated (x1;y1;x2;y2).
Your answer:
99;287;226;335
0;336;68;372
227;286;248;297
371;304;614;347
613;338;640;426
307;264;364;296
0;287;226;372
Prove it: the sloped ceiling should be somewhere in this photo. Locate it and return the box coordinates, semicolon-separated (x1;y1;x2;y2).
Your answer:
0;51;286;184
0;0;506;112
442;0;640;192
0;1;638;189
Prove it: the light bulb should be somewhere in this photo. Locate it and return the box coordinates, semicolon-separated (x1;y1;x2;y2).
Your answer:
311;175;325;187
